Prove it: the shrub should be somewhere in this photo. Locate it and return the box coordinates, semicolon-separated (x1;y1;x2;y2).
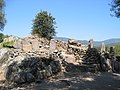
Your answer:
2;41;14;48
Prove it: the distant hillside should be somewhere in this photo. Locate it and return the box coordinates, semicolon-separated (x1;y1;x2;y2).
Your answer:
54;37;120;46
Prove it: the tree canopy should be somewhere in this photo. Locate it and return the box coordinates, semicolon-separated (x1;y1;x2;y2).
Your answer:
110;0;120;18
31;11;56;40
0;0;6;31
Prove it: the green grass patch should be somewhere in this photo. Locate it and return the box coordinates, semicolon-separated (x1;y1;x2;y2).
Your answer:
2;41;14;48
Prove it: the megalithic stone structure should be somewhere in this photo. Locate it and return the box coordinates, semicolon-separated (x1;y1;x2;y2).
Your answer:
49;39;57;53
88;39;94;48
110;46;116;60
101;42;106;53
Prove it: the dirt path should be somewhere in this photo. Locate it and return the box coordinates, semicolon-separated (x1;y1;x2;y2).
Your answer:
0;72;120;90
33;72;120;90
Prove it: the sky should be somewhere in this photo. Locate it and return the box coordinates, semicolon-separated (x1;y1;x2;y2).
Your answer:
3;0;120;41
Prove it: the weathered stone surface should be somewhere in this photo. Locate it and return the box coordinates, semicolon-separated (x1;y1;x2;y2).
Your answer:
50;60;61;74
88;39;94;48
101;42;106;53
13;39;23;49
67;39;87;64
56;40;67;52
0;48;9;66
100;52;111;71
5;57;62;84
22;44;33;52
84;48;100;65
68;39;81;46
109;46;116;60
49;39;57;52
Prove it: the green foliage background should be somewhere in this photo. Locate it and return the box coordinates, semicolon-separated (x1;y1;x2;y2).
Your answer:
96;44;120;56
114;44;120;56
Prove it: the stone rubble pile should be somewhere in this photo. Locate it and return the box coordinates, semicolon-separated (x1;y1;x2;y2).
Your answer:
0;48;64;84
109;46;120;73
5;57;62;84
0;35;120;85
67;39;88;63
82;40;120;73
83;48;100;65
81;48;101;72
14;35;49;52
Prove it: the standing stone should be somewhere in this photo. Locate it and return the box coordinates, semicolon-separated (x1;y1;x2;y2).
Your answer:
49;39;57;52
88;39;94;48
110;46;116;60
101;42;106;53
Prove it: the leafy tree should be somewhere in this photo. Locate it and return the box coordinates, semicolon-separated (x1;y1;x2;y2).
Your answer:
31;11;56;40
0;0;6;31
110;0;120;18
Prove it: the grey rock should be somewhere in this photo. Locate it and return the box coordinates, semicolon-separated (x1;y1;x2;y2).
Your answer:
37;70;46;80
26;73;35;83
13;39;23;49
50;60;61;74
101;42;106;53
13;71;26;84
68;39;81;46
49;39;57;53
88;39;94;48
45;65;52;77
0;48;9;65
5;56;62;84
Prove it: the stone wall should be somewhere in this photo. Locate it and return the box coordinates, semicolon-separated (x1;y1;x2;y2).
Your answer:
13;35;49;52
66;39;88;63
